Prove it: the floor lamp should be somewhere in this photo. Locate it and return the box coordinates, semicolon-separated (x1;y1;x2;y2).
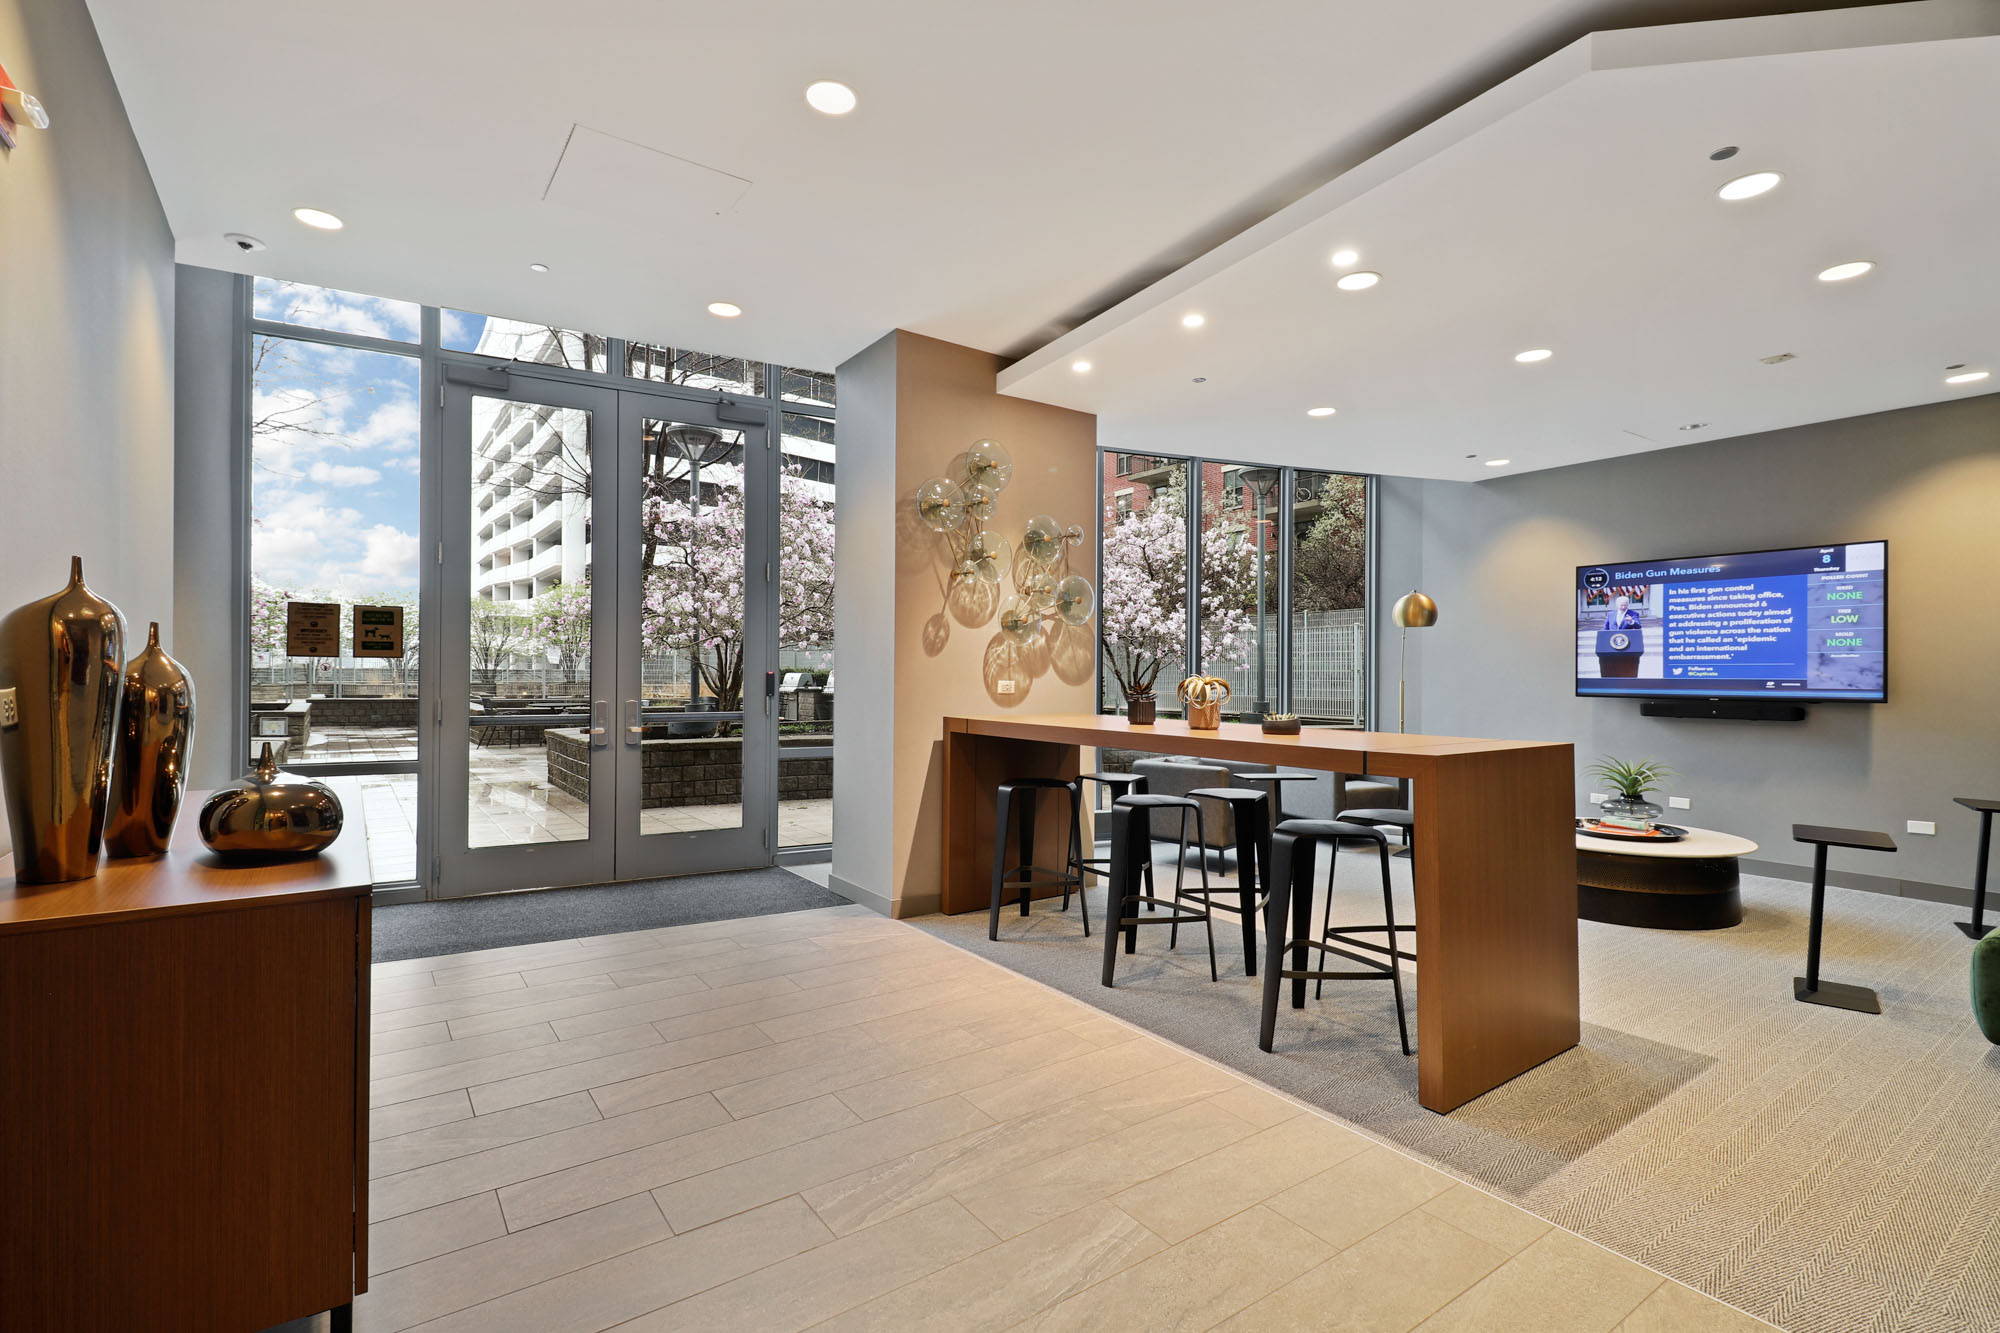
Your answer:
1391;590;1437;734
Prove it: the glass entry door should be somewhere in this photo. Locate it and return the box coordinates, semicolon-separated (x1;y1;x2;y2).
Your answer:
436;372;773;897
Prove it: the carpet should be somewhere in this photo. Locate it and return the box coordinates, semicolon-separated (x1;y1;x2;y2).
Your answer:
371;867;849;963
913;855;2000;1333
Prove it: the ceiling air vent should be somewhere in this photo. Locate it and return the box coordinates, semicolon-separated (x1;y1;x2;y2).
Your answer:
1760;353;1797;365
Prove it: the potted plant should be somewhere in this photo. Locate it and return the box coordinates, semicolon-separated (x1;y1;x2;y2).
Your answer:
1587;756;1677;831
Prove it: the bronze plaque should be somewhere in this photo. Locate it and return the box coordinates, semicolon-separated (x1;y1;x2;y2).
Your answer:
284;601;341;658
353;605;405;658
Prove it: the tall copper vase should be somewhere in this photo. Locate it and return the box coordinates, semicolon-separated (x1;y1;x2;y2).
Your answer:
0;557;126;883
105;622;196;859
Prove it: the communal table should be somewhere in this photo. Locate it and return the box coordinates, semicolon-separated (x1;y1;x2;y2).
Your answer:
942;715;1576;1113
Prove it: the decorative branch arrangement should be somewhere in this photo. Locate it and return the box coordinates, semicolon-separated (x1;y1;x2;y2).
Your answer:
916;438;1095;647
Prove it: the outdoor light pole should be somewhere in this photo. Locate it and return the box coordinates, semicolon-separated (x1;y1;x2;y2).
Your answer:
1240;468;1281;717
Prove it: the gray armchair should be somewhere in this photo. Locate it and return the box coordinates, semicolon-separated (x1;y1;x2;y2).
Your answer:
1123;756;1407;859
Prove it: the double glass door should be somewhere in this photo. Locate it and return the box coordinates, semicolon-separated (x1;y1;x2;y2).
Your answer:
436;372;776;897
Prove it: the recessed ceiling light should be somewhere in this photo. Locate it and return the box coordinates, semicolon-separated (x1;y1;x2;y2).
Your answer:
706;301;742;318
1817;260;1874;282
1485;459;1511;468
1306;407;1337;418
1945;370;1990;385
1181;313;1205;328
1710;146;1739;161
528;262;550;274
1335;271;1381;291
805;81;857;115
1330;248;1359;268
1514;348;1553;363
1717;171;1782;201
292;207;344;230
1071;359;1091;373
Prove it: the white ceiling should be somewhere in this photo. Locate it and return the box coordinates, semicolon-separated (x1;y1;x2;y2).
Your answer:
85;0;1643;373
1000;2;2000;479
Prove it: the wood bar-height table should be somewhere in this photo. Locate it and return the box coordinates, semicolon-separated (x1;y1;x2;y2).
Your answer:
0;783;372;1333
943;715;1578;1114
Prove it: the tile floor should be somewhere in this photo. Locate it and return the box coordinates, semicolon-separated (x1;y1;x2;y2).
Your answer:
339;903;1770;1332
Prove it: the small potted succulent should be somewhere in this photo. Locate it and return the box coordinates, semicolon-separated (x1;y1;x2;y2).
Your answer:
1261;711;1301;736
1587;756;1676;831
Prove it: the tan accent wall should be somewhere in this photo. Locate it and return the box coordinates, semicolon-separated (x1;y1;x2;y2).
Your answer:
833;331;1097;917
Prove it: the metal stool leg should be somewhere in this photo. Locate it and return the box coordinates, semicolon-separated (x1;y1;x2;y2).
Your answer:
1101;803;1137;987
1016;790;1037;917
1232;801;1263;976
1378;837;1410;1055
1171;807;1189;951
988;786;1014;941
1259;830;1297;1050
1069;783;1090;938
1316;844;1339;1001
1193;806;1217;982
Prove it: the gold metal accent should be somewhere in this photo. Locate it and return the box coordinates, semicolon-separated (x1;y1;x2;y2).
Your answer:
1177;675;1232;730
0;556;126;884
105;622;196;859
196;742;344;858
1390;589;1437;733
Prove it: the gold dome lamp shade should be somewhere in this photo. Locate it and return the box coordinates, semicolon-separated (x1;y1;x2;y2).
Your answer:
1389;590;1437;733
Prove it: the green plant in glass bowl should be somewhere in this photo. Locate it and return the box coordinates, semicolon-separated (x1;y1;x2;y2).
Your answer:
1587;756;1677;830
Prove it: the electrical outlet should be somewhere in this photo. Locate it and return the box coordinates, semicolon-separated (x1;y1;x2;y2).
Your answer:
1908;820;1936;836
1668;796;1692;810
995;679;1016;696
1587;791;1608;804
0;686;16;728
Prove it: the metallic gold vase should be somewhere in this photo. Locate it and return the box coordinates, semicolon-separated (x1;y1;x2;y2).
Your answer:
105;622;197;859
197;743;343;859
0;556;126;884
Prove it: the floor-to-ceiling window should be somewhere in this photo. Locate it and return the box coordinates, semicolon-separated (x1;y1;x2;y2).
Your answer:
1096;450;1370;726
238;278;836;892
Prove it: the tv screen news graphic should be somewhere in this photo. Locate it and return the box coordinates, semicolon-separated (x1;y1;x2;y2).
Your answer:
1575;541;1886;702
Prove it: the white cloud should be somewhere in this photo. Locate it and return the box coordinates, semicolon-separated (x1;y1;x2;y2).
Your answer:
354;396;420;451
358;525;420;584
308;461;383;487
254;280;419;342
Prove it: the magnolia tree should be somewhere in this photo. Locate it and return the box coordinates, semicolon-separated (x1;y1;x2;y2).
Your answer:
642;465;835;719
1099;479;1255;701
529;582;592;688
248;579;419;697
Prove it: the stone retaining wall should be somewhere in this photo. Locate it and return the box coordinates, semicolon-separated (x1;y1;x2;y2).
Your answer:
299;697;422;727
544;728;832;808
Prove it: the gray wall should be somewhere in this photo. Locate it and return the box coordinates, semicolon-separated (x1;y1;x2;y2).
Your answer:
173;265;243;787
1377;394;2000;899
0;0;175;859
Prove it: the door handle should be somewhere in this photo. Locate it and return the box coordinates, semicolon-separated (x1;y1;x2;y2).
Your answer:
589;699;609;747
625;699;643;744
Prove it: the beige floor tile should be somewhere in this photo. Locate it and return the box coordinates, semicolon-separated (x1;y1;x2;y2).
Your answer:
1217;1208;1511;1333
1615;1280;1776;1332
960;1033;1183;1121
372;1024;662;1109
1414;1228;1665;1333
372;970;528;1014
1111;1111;1374;1244
611;1198;996;1333
953;1097;1259;1240
749;961;1002;1042
1064;1014;1139;1047
469;1023;770;1116
368;1193;509;1276
371;1022;455;1055
444;972;724;1041
371;1022;559;1081
652;1094;995;1232
399;1196;832;1333
511;936;745;989
353;1194;669;1333
376;977;621;1035
589;1026;879;1120
802;1094;1134;1237
498;1093;860;1231
714;1026;983;1119
1205;1082;1308;1130
1021;1204;1331;1332
1266;1143;1456;1250
1079;1059;1244;1125
811;1200;1165;1333
372;1091;603;1180
374;1092;730;1222
374;971;441;995
1420;1183;1553;1257
549;975;817;1041
371;1089;474;1142
834;1027;1096;1120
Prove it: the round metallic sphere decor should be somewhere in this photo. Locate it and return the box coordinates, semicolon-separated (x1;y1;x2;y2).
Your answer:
916;478;968;532
968;531;1011;584
998;596;1043;647
964;439;1014;490
1023;569;1058;612
1391;589;1438;628
197;742;344;859
962;482;999;523
1055;575;1096;626
1022;514;1065;567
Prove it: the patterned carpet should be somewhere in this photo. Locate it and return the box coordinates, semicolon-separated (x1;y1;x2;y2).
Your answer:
915;857;2000;1332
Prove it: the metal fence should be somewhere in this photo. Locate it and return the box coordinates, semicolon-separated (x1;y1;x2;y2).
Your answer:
1201;608;1367;724
251;647;834;702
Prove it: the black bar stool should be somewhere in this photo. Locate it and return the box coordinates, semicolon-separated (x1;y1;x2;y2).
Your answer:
1257;818;1410;1056
1074;772;1153;913
1184;786;1272;975
1233;770;1320;823
1955;796;2000;940
988;778;1085;941
1792;823;1895;1013
1315;823;1414;1000
1342;806;1414;858
1098;794;1218;986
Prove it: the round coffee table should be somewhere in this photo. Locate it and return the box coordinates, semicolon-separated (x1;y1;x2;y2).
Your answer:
1576;824;1757;929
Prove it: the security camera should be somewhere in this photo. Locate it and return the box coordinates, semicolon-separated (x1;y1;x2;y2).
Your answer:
224;232;268;253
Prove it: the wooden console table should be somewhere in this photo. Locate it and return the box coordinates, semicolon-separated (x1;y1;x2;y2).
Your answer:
0;783;371;1332
942;715;1576;1113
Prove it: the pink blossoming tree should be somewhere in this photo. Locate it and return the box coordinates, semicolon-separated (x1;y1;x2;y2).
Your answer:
1098;478;1255;703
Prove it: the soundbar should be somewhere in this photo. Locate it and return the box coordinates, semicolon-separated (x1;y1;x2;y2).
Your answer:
1641;698;1807;722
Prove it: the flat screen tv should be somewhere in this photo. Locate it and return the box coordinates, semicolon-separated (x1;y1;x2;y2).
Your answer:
1575;541;1886;701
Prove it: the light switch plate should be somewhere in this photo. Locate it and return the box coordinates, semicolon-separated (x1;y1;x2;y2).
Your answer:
1908;820;1936;836
0;686;16;728
1668;796;1692;810
1587;791;1607;804
995;680;1016;695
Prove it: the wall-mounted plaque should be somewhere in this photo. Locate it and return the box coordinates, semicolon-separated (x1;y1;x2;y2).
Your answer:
284;601;340;658
353;605;405;658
